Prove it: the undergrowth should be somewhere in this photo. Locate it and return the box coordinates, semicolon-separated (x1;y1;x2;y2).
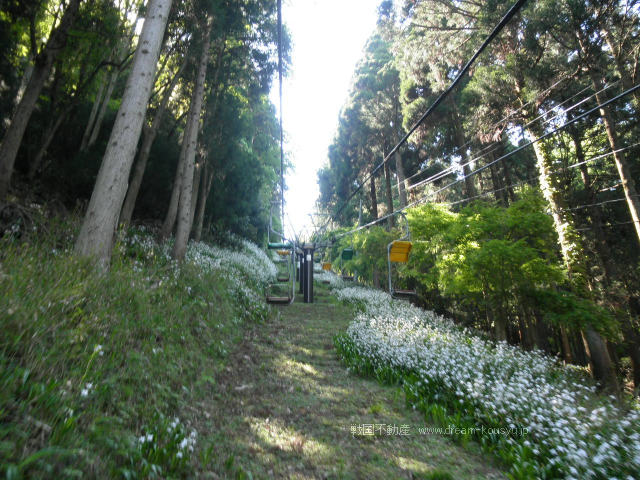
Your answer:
0;215;275;478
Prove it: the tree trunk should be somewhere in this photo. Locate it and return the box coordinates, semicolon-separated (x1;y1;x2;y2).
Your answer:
194;165;214;242
590;73;640;246
627;296;640;391
188;161;202;235
452;120;476;199
528;123;618;392
488;148;508;206
582;327;619;392
0;0;82;200
602;28;640;110
172;20;211;261
14;58;34;109
370;167;378;220
569;127;618;286
28;114;66;179
84;68;119;150
383;159;394;228
75;0;173;265
30;54;113;179
533;309;551;353
491;302;507;342
160;121;190;240
120;59;187;226
560;326;573;363
80;72;107;150
83;19;138;152
180;40;226;241
394;151;408;207
498;141;517;203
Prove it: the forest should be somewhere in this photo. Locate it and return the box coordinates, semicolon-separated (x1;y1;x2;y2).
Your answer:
2;0;640;477
0;0;289;253
317;0;640;396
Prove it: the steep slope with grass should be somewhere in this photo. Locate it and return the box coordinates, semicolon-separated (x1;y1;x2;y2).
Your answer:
1;220;275;478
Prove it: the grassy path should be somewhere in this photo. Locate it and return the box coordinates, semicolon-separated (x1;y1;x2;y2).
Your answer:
196;286;506;479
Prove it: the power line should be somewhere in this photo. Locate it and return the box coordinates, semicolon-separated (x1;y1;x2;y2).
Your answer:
327;33;616;225
401;76;574;188
568;142;640;170
277;0;285;234
405;83;640;211
442;142;640;207
335;82;640;239
565;197;632;211
320;0;529;233
405;78;621;194
576;220;639;232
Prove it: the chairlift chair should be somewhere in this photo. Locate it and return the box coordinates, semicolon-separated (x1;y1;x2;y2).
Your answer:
340;245;356;281
387;213;416;298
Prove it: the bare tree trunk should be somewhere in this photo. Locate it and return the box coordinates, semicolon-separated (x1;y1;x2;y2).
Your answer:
29;114;66;179
189;44;227;243
172;20;212;261
75;0;173;265
383;159;394;229
83;20;138;152
572;127;640;391
582;327;619;392
14;59;34;109
452;112;476;199
569;127;617;282
602;28;640;109
394;151;407;207
30;54;114;179
0;0;82;200
194;165;213;242
488;153;508;206
188;161;202;235
560;326;573;363
80;72;107;150
498;141;516;203
370;166;378;220
120;59;187;226
160;112;192;240
84;68;119;150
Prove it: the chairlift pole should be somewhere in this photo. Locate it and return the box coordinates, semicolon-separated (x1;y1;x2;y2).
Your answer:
298;250;304;294
302;244;314;303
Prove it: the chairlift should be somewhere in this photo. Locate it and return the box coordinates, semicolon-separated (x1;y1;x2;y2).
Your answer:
387;212;416;298
266;202;295;304
340;242;356;281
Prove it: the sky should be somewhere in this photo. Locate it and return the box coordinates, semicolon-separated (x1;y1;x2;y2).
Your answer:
270;0;381;241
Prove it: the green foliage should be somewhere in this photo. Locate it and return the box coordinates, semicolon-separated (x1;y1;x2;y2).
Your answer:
2;0;291;245
0;219;274;477
403;191;617;336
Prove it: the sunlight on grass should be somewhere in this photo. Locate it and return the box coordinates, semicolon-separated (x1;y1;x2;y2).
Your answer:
273;354;322;379
249;417;332;458
394;456;436;475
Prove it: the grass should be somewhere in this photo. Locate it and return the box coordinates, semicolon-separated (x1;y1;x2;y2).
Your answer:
1;215;505;478
195;282;506;478
0;221;270;478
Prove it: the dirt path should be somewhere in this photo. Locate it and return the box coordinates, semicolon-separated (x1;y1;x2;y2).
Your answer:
198;286;506;479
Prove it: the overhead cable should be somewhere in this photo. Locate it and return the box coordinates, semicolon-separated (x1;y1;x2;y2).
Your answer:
321;0;529;231
335;82;640;239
